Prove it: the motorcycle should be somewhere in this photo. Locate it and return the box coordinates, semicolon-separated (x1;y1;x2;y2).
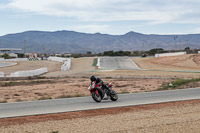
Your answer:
88;81;118;102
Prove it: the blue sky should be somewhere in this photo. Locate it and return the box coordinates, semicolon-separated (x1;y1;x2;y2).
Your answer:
0;0;200;36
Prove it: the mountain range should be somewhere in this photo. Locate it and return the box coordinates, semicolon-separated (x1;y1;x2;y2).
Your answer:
0;30;200;54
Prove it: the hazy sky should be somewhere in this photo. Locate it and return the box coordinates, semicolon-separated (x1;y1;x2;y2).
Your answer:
0;0;200;36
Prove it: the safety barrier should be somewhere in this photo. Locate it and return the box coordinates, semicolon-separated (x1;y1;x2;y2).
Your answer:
61;58;71;71
47;56;67;62
10;67;48;77
97;58;101;68
48;56;71;71
0;72;4;77
198;51;200;54
155;52;186;57
29;58;41;61
0;58;4;61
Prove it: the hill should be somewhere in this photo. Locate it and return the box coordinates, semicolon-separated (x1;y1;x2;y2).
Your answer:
0;30;200;53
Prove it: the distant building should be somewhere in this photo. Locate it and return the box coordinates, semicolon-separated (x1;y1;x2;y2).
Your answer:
25;53;38;58
0;48;22;58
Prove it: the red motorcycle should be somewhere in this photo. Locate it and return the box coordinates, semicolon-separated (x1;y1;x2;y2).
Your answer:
88;81;118;102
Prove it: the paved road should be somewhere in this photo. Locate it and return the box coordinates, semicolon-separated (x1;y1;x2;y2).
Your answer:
99;57;140;70
0;62;16;67
0;88;200;118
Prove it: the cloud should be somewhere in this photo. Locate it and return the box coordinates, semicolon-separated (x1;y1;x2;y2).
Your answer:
2;0;200;24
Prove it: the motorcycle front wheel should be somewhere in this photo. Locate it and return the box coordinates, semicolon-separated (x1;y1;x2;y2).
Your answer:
91;91;102;102
110;90;118;101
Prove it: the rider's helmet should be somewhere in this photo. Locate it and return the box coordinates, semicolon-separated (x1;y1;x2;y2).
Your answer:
90;75;96;82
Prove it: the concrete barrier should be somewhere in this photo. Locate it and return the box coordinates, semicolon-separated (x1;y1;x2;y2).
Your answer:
97;58;101;68
61;58;71;71
48;56;71;71
47;56;67;62
0;72;4;77
10;67;48;77
155;52;186;57
198;51;200;54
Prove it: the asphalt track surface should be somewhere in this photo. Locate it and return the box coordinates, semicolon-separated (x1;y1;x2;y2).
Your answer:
0;88;200;119
99;57;140;70
0;62;16;67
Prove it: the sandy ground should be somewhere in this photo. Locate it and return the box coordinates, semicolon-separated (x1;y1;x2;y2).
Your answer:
1;100;200;133
132;54;200;71
43;57;96;77
0;78;171;103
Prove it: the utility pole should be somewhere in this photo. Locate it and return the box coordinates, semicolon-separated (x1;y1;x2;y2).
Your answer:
141;43;144;52
174;36;178;50
24;40;26;57
42;45;46;55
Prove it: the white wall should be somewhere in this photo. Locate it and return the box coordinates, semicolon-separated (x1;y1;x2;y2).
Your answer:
0;72;4;77
155;52;186;57
198;51;200;54
10;67;48;77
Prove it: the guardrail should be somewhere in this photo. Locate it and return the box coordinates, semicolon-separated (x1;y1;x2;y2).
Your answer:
10;67;48;77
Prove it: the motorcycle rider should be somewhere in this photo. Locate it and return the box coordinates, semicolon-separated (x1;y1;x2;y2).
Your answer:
90;75;108;99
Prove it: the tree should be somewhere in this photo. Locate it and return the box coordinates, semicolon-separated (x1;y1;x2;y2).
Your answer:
184;47;190;51
1;53;10;59
86;51;92;55
148;48;164;55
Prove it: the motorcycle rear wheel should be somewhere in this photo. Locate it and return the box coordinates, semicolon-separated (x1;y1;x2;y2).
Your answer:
91;91;102;102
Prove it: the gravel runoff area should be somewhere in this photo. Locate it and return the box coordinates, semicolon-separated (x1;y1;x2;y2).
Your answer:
0;99;200;133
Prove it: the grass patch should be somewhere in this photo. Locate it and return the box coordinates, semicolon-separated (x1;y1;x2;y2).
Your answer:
75;93;85;97
92;58;98;66
120;89;129;94
38;96;52;100
16;99;23;102
51;131;59;133
56;95;73;99
158;78;200;90
1;80;54;87
0;100;7;103
2;81;22;87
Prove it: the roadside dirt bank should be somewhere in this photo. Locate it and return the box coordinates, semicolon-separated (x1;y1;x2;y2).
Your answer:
0;99;200;133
